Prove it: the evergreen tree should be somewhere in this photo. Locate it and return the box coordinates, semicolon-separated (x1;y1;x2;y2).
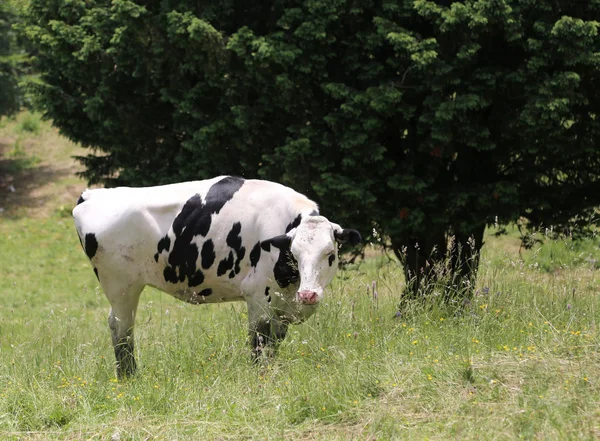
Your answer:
24;0;600;298
0;1;24;116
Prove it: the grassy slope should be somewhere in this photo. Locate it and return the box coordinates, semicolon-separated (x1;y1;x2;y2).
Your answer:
0;112;85;218
1;113;599;440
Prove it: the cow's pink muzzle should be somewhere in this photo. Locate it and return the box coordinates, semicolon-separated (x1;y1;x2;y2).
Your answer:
298;290;319;305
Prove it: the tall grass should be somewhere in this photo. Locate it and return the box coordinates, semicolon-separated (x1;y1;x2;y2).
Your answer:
1;216;599;440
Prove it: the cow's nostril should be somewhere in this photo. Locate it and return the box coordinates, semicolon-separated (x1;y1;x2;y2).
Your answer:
298;290;318;305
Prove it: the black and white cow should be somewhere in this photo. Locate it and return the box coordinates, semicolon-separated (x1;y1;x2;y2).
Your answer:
73;176;360;378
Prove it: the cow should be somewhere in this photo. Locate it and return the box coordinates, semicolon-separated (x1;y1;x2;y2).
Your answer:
73;176;360;378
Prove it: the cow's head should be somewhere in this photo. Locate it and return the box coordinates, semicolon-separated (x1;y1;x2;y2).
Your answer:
266;216;360;306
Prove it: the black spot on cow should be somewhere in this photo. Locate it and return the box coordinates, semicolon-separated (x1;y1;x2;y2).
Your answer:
274;251;298;288
199;288;212;297
77;194;85;205
201;239;215;269
328;254;335;267
286;214;302;233
217;251;234;276
163;266;178;284
188;268;205;287
161;176;244;287
269;238;299;289
155;235;171;262
264;287;270;296
227;222;243;251
84;233;98;260
226;222;246;277
157;236;171;254
258;234;297;288
250;242;261;267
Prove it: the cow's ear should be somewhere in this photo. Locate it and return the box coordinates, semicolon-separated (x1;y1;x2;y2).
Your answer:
334;228;361;246
261;231;294;251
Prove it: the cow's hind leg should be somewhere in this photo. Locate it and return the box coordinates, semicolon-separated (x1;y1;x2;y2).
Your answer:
102;281;143;379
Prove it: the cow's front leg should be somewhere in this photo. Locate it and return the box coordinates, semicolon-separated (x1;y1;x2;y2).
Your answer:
249;315;271;361
248;318;290;361
246;298;288;361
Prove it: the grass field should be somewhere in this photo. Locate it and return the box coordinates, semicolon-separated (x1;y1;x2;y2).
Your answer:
1;113;599;440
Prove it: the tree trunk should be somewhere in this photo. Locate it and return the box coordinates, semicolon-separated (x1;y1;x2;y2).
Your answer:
392;224;485;301
447;223;486;301
392;229;447;299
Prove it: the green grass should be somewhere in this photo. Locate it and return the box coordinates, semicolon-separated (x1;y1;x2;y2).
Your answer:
0;215;599;440
15;112;43;135
525;233;600;273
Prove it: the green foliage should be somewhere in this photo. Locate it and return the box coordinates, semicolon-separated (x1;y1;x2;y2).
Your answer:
23;0;600;297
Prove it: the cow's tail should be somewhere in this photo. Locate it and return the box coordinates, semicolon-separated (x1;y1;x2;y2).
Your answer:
73;190;91;246
76;189;94;206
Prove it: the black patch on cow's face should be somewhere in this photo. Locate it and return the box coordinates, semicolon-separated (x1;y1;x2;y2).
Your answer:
274;251;298;288
270;238;299;289
199;288;212;297
85;233;98;259
217;251;234;276
201;239;215;269
265;286;270;296
328;254;336;267
160;176;244;287
286;214;302;233
260;234;298;288
250;242;261;267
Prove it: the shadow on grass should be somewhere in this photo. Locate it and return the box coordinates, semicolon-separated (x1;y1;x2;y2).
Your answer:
0;138;82;218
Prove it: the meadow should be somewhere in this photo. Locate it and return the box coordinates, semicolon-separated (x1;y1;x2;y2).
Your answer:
1;113;599;440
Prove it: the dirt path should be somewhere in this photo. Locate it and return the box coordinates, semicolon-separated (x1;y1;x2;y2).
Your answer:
0;113;88;218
